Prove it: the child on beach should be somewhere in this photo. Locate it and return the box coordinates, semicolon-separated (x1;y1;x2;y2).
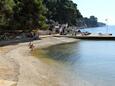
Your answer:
29;42;34;51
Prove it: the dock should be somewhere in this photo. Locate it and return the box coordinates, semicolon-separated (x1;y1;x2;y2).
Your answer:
54;35;115;40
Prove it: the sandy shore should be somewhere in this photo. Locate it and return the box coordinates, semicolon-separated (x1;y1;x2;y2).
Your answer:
0;36;79;86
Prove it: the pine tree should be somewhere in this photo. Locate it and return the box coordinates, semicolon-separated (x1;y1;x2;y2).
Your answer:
11;0;47;30
44;0;82;26
0;0;13;27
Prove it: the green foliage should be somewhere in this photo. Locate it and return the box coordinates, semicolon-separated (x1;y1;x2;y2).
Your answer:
44;0;82;26
84;16;98;27
0;0;14;27
0;0;82;31
39;15;48;29
10;0;47;30
40;23;49;30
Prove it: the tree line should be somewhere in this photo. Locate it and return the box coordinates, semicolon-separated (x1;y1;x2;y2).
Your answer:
0;0;82;31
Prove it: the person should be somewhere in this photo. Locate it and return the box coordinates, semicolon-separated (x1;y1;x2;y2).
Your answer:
59;26;63;35
78;30;81;33
29;42;34;51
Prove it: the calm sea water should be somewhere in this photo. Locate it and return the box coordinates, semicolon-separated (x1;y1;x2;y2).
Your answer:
40;26;115;86
81;25;115;35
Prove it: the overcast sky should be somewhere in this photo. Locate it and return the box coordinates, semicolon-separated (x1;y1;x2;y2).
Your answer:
73;0;115;25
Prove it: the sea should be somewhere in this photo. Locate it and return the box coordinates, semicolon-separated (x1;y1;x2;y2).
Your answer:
39;26;115;86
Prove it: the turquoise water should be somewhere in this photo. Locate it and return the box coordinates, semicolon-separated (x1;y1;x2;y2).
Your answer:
41;26;115;86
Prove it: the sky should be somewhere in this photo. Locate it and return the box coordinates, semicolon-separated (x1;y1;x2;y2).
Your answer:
72;0;115;25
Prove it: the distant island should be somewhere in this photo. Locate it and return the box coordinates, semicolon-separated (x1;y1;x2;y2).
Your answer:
76;16;106;28
98;22;106;27
83;16;106;28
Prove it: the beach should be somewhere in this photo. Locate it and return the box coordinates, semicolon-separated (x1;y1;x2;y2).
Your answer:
0;36;78;86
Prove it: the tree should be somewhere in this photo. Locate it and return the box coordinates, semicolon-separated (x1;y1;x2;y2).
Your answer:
0;0;83;31
83;16;98;27
44;0;82;26
10;0;47;30
0;0;14;29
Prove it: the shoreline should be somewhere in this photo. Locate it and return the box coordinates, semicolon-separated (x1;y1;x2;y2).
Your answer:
0;36;79;86
33;36;79;49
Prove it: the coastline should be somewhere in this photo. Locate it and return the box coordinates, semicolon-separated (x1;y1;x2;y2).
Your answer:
0;36;79;86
